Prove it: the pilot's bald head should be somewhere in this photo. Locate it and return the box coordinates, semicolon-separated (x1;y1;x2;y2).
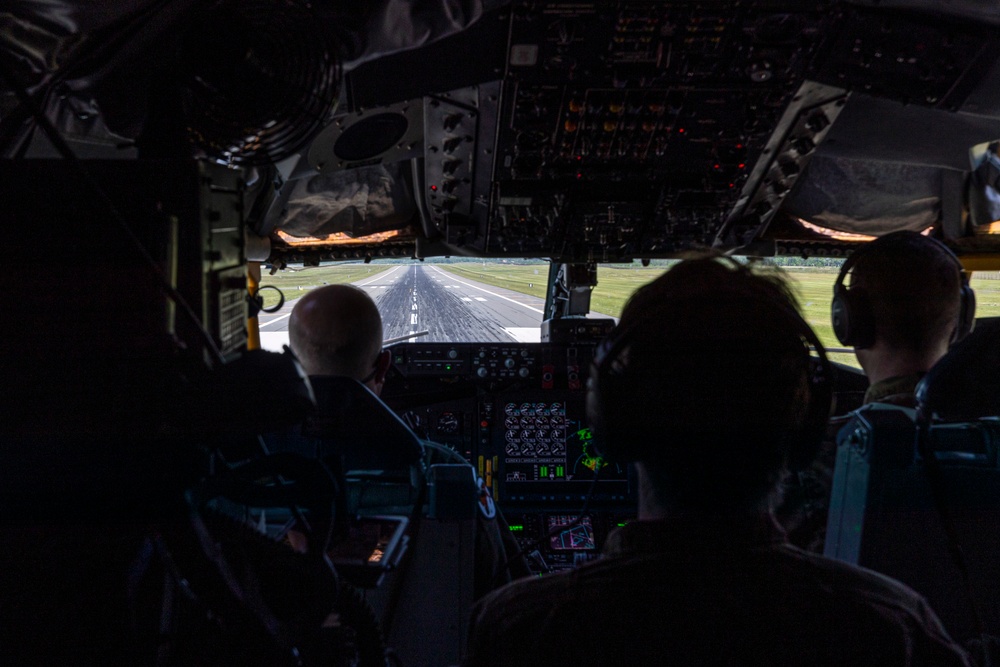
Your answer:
289;284;385;389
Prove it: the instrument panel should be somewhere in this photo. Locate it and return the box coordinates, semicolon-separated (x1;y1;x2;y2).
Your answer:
381;341;635;573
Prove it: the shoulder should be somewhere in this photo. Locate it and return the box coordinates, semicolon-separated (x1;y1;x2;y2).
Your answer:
465;571;578;665
465;548;971;666
474;567;575;614
780;545;957;638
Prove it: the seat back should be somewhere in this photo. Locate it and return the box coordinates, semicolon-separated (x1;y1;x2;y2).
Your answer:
825;403;1000;642
264;376;478;666
302;376;424;475
916;317;1000;423
263;376;426;513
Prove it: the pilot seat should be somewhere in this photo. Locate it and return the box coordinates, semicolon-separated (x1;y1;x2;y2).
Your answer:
264;376;481;667
824;318;1000;643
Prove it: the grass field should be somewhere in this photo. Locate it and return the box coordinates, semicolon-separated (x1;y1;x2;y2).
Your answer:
257;264;391;308
439;262;1000;368
257;260;1000;366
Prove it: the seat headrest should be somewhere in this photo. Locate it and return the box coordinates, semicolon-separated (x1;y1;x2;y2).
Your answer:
917;317;1000;421
179;348;317;436
303;376;424;472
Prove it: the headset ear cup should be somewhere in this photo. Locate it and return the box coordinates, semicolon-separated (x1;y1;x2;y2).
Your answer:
587;369;638;462
831;285;853;346
787;355;834;470
831;285;876;349
956;283;976;342
586;368;610;456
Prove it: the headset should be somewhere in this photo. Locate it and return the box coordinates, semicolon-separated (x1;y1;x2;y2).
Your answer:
831;232;976;349
587;259;833;472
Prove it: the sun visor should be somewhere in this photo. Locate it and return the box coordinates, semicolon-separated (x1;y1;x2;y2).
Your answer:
277;163;416;239
784;156;941;235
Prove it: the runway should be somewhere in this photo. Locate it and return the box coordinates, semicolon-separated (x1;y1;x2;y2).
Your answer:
257;264;557;350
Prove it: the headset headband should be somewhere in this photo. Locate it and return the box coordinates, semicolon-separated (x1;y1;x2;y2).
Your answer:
832;232;974;348
590;258;833;470
835;233;969;294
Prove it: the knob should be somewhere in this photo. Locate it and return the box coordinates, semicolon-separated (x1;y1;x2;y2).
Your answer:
477;367;489;378
779;160;800;178
748;60;773;82
505;358;516;369
448;349;458;359
806;112;830;133
792;137;816;155
519;367;530;378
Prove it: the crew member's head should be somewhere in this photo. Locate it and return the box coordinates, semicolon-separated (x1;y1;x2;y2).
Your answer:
832;231;973;381
288;284;390;394
587;257;829;516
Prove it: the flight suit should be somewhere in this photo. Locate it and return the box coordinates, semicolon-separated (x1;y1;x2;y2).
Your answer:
464;516;971;666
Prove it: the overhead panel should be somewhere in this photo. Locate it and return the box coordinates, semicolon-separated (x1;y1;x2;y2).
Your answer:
478;1;1000;261
484;2;830;261
265;1;1000;263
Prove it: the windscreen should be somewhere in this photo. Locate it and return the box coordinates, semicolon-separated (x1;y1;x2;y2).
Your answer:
259;258;1000;367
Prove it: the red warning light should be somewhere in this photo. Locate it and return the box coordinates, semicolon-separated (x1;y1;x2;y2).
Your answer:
576;172;583;179
576;155;583;161
480;420;489;428
713;163;720;169
430;184;438;191
738;163;746;169
736;143;744;149
678;127;685;133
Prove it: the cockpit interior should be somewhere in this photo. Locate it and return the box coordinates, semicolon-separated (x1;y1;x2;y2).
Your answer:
3;1;1000;665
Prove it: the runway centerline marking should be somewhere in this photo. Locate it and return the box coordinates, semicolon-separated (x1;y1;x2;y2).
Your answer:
475;297;487;302
428;266;545;315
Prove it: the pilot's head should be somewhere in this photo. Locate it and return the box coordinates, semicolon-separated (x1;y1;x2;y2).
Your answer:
288;284;391;394
833;231;973;377
588;256;829;515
